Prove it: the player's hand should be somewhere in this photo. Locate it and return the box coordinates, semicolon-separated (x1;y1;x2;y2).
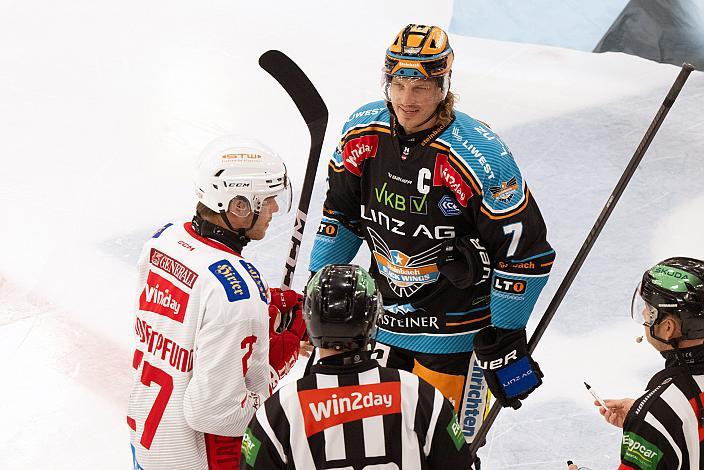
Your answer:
596;398;634;428
473;326;543;409
270;287;305;333
436;232;491;289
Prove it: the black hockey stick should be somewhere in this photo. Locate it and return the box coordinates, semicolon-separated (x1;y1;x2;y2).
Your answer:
259;50;329;291
468;62;695;460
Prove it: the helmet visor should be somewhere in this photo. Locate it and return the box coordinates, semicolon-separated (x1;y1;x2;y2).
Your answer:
631;283;659;327
255;175;292;216
382;73;449;104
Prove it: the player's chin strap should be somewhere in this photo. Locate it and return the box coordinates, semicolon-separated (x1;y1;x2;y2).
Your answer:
191;215;249;253
217;210;260;240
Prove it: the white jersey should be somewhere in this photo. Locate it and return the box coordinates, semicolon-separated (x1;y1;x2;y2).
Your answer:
127;222;270;470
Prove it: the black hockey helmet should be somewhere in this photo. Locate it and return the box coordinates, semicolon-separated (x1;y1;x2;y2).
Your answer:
304;264;383;350
631;257;704;341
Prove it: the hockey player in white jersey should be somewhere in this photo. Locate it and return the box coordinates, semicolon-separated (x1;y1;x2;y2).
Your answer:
127;136;299;469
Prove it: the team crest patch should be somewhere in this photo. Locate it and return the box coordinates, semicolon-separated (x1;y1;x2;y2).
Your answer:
368;227;441;297
489;177;518;202
438;195;461;216
239;260;267;302
621;432;662;470
209;260;250;302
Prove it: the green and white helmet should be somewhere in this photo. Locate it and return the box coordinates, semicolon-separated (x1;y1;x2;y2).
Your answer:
631;257;704;340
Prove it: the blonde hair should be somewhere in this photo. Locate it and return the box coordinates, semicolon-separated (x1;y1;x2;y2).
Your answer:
437;90;456;127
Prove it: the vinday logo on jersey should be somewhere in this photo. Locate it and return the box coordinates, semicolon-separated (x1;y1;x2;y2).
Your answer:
343;135;379;177
209;260;250;302
622;432;662;470
438;195;461;216
433;153;473;206
298;382;401;437
139;271;189;323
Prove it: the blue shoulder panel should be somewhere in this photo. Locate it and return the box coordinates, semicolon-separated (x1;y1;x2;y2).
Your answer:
342;100;389;132
151;223;173;239
208;260;250;302
309;216;363;273
438;112;527;215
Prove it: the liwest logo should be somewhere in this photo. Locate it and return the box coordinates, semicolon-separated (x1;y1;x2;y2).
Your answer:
298;382;400;437
209;260;250;302
433;153;473;206
149;248;198;288
139;271;188;322
343;135;379;176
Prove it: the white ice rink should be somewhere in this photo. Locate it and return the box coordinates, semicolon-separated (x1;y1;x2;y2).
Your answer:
1;1;703;468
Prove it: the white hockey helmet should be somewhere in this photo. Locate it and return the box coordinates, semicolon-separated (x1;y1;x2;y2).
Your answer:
194;135;292;215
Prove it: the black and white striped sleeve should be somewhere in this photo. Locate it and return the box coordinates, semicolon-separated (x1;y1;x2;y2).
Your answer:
414;379;471;469
240;392;288;469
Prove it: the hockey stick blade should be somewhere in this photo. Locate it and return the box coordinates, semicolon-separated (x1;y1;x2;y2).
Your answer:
259;50;329;291
468;62;695;459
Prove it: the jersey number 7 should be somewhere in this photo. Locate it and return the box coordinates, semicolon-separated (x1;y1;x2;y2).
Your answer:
127;349;174;450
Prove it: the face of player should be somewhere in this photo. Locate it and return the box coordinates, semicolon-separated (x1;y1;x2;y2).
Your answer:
243;197;279;240
388;76;442;134
225;196;279;240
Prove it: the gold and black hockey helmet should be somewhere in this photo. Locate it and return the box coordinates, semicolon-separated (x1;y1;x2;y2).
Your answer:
384;24;454;78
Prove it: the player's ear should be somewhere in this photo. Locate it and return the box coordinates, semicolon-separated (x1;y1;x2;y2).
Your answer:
228;197;252;217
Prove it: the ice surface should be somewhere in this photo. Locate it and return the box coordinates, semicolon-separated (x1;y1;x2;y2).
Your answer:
0;1;702;468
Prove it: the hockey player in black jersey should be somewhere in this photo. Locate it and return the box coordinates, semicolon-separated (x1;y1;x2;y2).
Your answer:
240;265;472;469
574;257;704;469
308;23;555;448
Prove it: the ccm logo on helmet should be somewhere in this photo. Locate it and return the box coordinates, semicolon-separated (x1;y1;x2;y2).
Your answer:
226;181;252;188
477;350;517;370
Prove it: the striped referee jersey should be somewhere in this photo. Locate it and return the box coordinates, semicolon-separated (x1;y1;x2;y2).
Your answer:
240;355;471;469
620;346;704;469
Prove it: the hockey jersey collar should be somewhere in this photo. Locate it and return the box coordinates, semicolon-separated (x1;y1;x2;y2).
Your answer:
646;344;704;389
183;221;242;257
310;356;379;376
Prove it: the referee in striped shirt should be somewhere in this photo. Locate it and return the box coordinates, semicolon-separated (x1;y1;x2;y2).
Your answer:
574;257;704;470
240;264;471;469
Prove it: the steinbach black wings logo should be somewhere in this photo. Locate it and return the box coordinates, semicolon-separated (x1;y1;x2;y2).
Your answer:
489;176;518;202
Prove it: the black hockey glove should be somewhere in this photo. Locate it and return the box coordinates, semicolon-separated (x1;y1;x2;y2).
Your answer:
473;326;543;409
436;233;491;289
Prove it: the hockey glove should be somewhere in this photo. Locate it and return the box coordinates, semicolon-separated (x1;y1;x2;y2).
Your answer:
473;326;543;409
268;288;307;387
437;233;491;289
